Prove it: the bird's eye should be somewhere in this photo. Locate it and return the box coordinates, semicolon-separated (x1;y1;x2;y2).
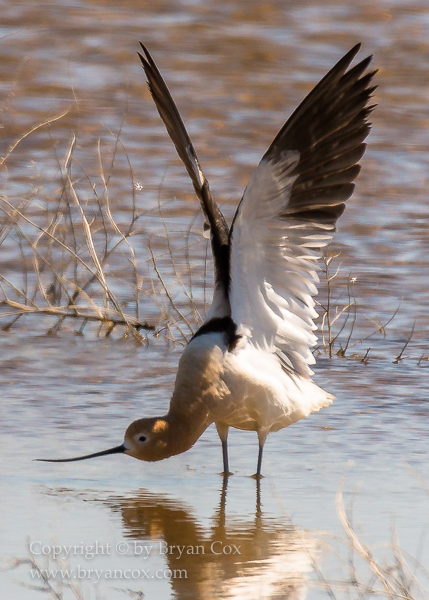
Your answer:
139;436;147;442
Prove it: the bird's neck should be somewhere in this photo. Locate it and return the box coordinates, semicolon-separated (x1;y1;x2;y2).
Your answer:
159;406;212;458
156;336;230;459
143;402;211;461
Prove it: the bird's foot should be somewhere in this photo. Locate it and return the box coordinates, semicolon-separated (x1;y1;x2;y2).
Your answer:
251;473;264;480
220;471;233;477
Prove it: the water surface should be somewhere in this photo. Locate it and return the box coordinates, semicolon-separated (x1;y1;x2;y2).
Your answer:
0;1;428;598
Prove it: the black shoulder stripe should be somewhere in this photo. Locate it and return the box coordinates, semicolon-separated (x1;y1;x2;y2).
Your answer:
191;317;241;351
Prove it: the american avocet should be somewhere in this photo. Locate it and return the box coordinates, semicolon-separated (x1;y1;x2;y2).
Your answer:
38;43;376;477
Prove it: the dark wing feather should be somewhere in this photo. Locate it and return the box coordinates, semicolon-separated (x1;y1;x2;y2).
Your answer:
262;43;377;224
138;44;230;317
229;45;376;375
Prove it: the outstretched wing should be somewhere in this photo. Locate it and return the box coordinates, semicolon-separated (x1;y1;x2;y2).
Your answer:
138;44;230;318
229;44;377;376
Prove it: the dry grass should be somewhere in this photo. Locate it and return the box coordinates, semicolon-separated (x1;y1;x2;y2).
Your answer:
0;113;205;344
316;253;410;363
324;490;428;600
9;547;85;600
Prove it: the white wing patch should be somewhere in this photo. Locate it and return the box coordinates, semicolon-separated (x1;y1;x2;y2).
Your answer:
230;151;335;377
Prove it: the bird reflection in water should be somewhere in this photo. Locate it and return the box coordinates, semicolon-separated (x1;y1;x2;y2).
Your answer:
107;481;316;600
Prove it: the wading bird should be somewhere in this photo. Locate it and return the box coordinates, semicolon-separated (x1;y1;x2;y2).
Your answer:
38;43;376;477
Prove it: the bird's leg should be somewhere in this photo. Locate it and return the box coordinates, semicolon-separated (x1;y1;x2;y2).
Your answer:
216;422;232;476
256;445;264;478
252;429;268;479
222;440;229;476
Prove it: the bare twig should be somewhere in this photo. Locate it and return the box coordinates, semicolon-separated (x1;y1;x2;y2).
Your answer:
0;110;70;166
147;239;193;342
393;322;415;364
337;489;398;599
0;299;154;330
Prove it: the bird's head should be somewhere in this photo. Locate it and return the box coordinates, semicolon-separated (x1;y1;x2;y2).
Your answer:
123;417;173;461
35;417;176;464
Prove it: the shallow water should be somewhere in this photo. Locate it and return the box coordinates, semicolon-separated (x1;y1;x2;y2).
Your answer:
0;1;429;599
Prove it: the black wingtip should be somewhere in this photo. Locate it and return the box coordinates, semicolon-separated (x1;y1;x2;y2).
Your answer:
330;43;370;81
354;55;373;72
341;43;362;66
137;45;155;87
137;51;148;69
138;42;153;67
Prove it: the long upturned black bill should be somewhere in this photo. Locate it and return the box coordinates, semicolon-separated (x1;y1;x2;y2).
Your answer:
35;444;127;463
